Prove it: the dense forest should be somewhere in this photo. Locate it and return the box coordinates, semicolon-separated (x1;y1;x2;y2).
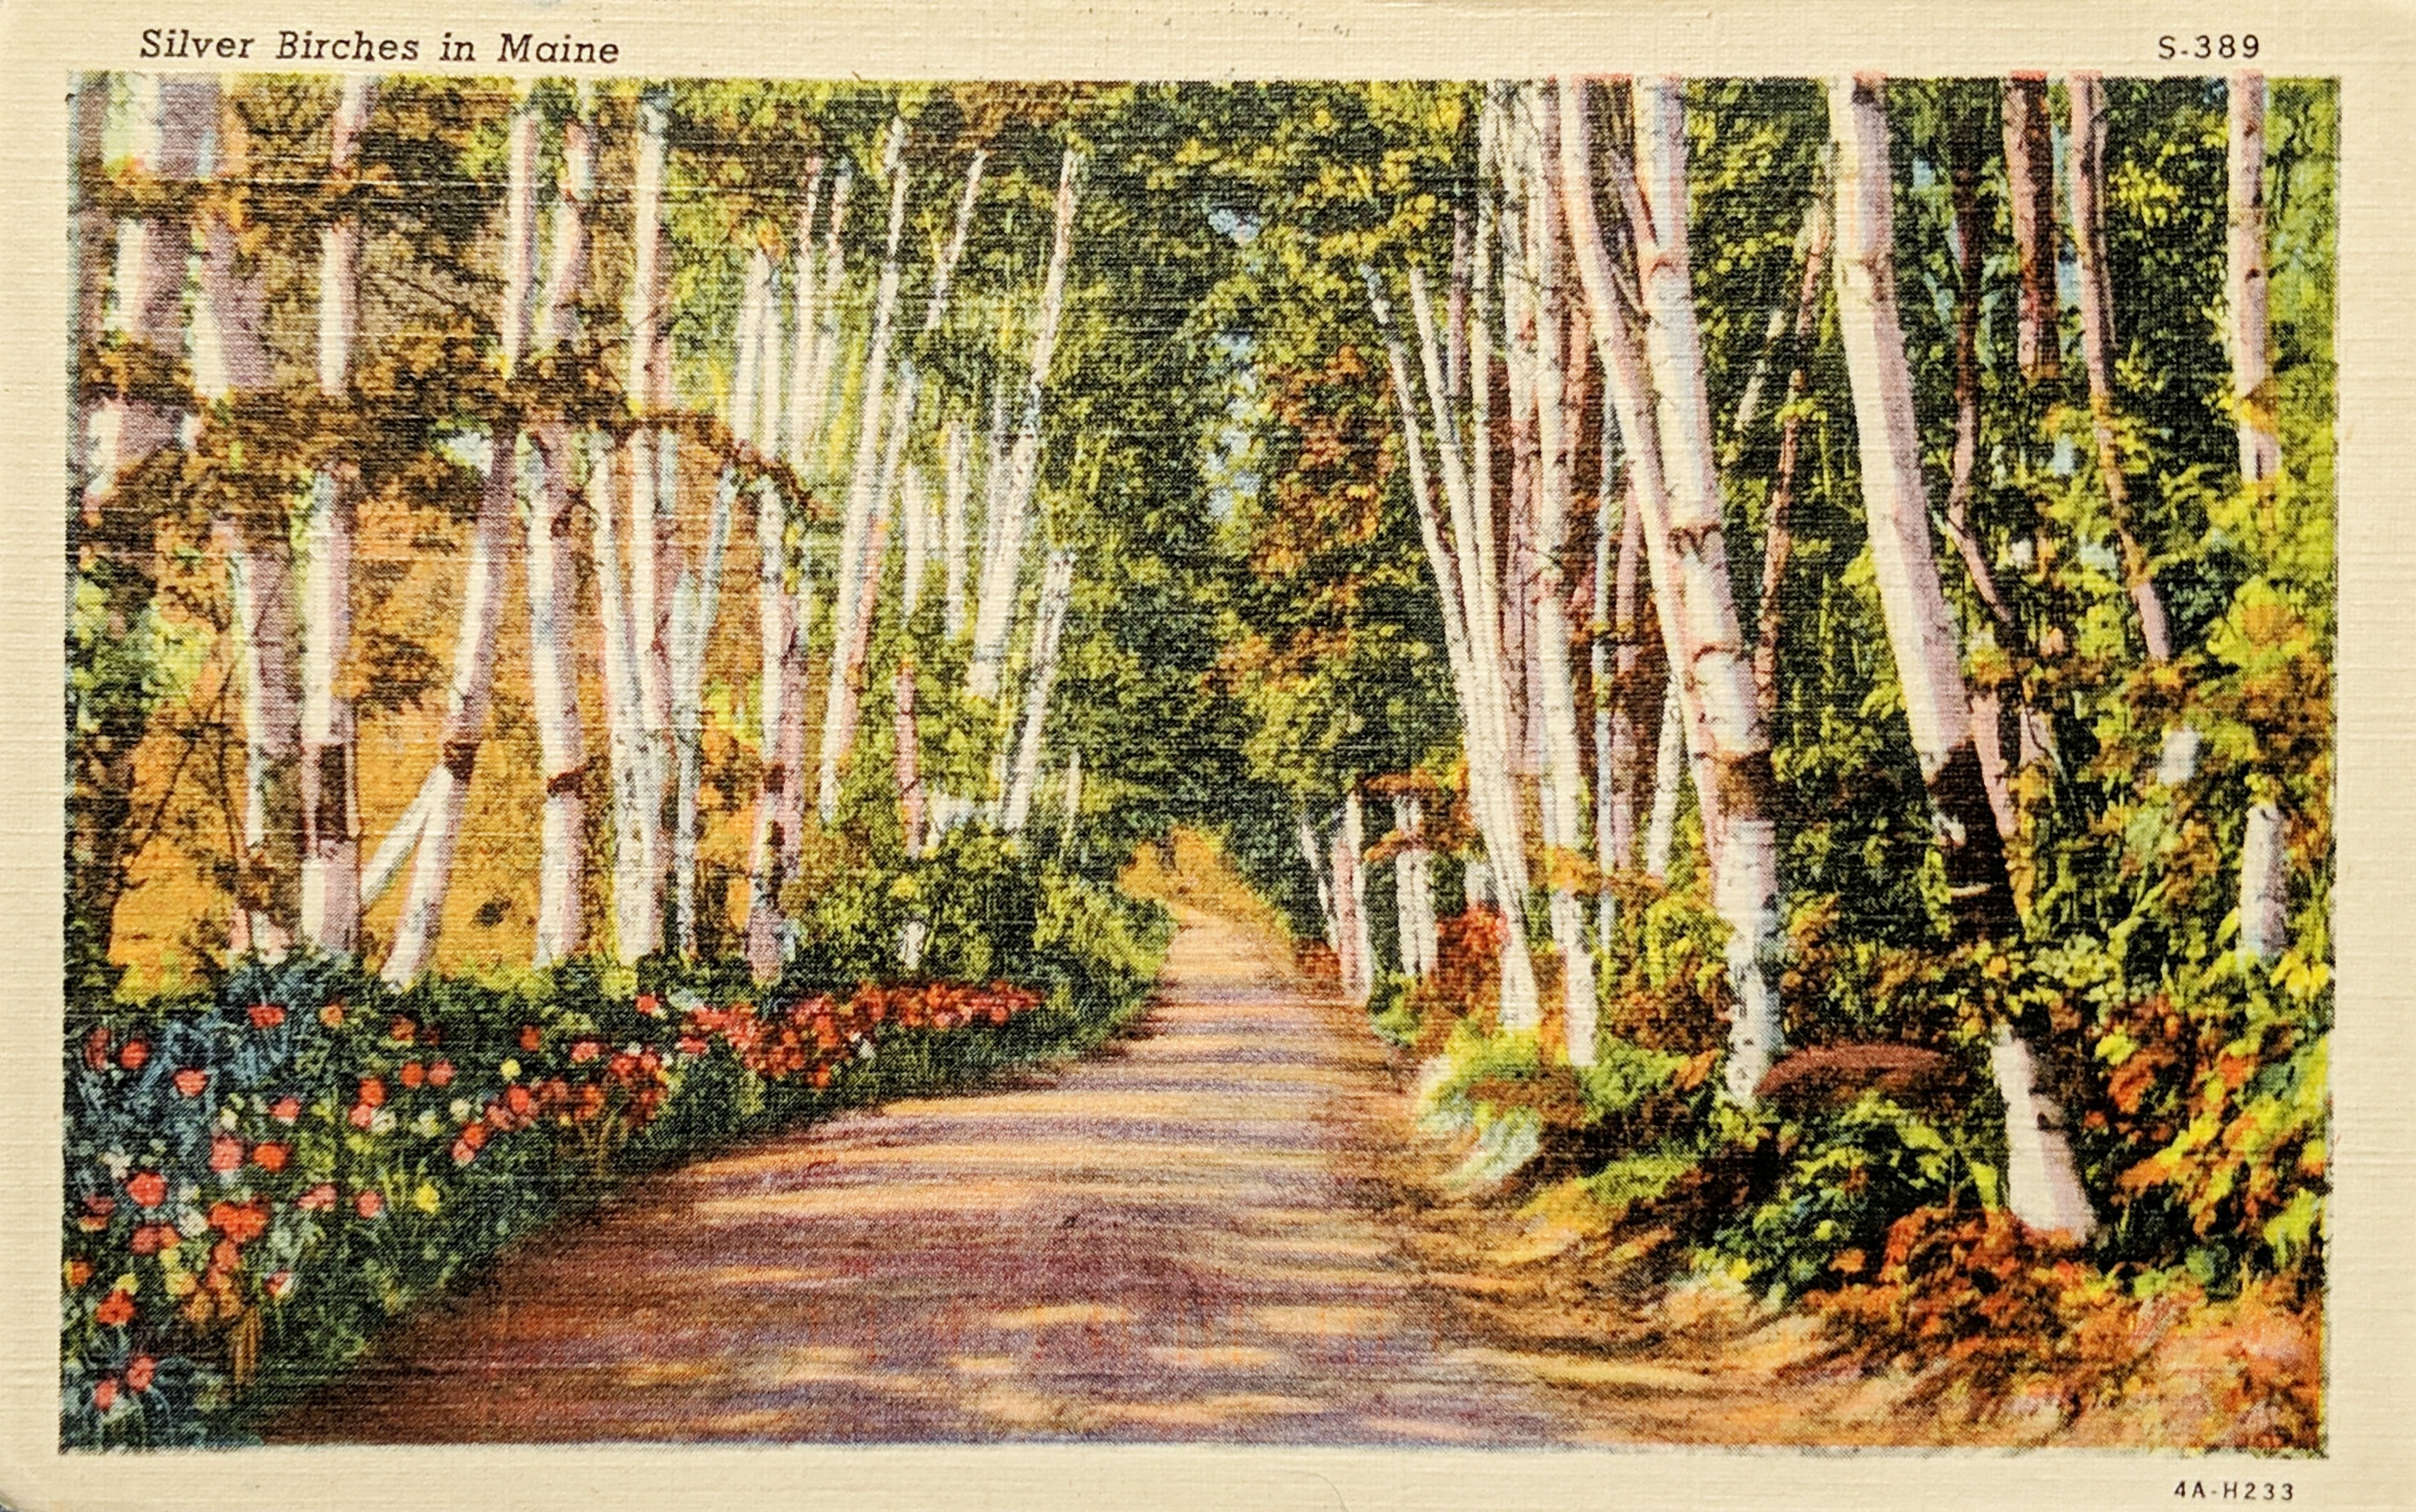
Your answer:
64;72;2332;1447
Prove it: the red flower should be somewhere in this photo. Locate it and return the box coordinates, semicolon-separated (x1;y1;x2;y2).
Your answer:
92;1377;119;1411
571;1039;602;1063
94;1290;135;1327
318;1002;345;1028
459;1121;489;1152
636;994;663;1017
129;1224;167;1255
125;1356;155;1392
505;1084;535;1118
296;1183;336;1212
125;1172;166;1209
518;1024;542;1051
172;1068;208;1097
450;1137;478;1165
266;1270;295;1300
65;1259;91;1289
83;1025;110;1070
251;1141;289;1173
248;1003;286;1030
348;1102;375;1129
208;1136;244;1174
400;1061;426;1089
357;1075;386;1108
428;1059;455;1088
118;1039;149;1072
676;1035;710;1057
388;1016;417;1044
270;1095;301;1123
211;1238;241;1274
354;1189;384;1219
208;1197;268;1246
810;1065;833;1089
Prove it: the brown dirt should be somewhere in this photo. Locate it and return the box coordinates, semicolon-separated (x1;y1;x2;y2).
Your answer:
267;907;1599;1443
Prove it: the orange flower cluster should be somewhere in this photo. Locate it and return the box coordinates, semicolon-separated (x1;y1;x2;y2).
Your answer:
681;982;1043;1089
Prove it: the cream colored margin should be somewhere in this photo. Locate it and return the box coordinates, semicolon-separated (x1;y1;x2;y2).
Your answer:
1;3;2407;1508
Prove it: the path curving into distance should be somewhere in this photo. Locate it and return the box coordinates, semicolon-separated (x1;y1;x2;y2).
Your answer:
267;907;1595;1444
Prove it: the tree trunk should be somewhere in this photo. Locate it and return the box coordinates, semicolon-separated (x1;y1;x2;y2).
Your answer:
745;464;799;980
1830;75;2019;939
1512;85;1600;1063
1334;792;1375;1004
593;444;659;966
2001;75;2061;384
199;85;303;961
816;121;916;822
969;149;1082;701
296;77;376;957
525;97;595;968
72;76;207;964
1753;182;1832;725
2229;72;2279;486
1833;74;2091;1241
624;93;676;953
1393;794;1437;977
670;470;735;956
2238;800;2289;965
1363;260;1543;1033
1296;809;1339;953
1566;76;1784;1102
1001;547;1076;834
383;456;517;984
2066;73;2175;668
1642;678;1684;882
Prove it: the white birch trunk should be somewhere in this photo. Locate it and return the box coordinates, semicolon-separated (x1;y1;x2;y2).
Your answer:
1836;74;2086;1237
2239;800;2290;966
1000;547;1076;834
669;470;735;955
1363;262;1543;1032
1643;678;1684;882
1297;810;1339;953
942;418;972;640
593;444;658;965
383;456;517;983
2228;72;2279;486
746;468;798;981
1568;77;1783;1102
525;95;595;968
620;91;674;956
92;77;212;491
968;148;1081;701
1337;791;1376;1003
1394;795;1436;978
296;77;375;956
2066;72;2176;668
197;85;304;961
816;121;915;822
1515;84;1600;1064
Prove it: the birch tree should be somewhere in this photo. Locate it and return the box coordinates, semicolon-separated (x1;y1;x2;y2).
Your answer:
294;78;378;956
525;91;595;968
1561;76;1784;1102
967;149;1082;702
1830;74;2093;1239
196;82;305;961
383;90;542;985
1000;547;1076;834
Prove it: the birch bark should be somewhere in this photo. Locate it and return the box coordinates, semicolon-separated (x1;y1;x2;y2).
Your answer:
297;77;376;956
1832;74;2091;1240
2228;72;2279;486
1000;547;1076;834
968;150;1081;700
1564;76;1784;1101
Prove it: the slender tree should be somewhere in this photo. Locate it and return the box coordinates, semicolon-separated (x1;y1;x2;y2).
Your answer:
1831;73;2093;1238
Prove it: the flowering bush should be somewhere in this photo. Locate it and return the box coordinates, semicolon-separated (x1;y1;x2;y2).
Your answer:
60;963;1070;1449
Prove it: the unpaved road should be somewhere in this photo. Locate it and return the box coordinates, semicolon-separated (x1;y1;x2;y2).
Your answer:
271;908;1611;1443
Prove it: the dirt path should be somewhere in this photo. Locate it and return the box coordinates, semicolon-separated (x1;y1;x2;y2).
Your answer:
269;908;1608;1444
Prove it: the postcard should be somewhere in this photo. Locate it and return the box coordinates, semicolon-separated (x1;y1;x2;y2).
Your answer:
2;1;2408;1508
